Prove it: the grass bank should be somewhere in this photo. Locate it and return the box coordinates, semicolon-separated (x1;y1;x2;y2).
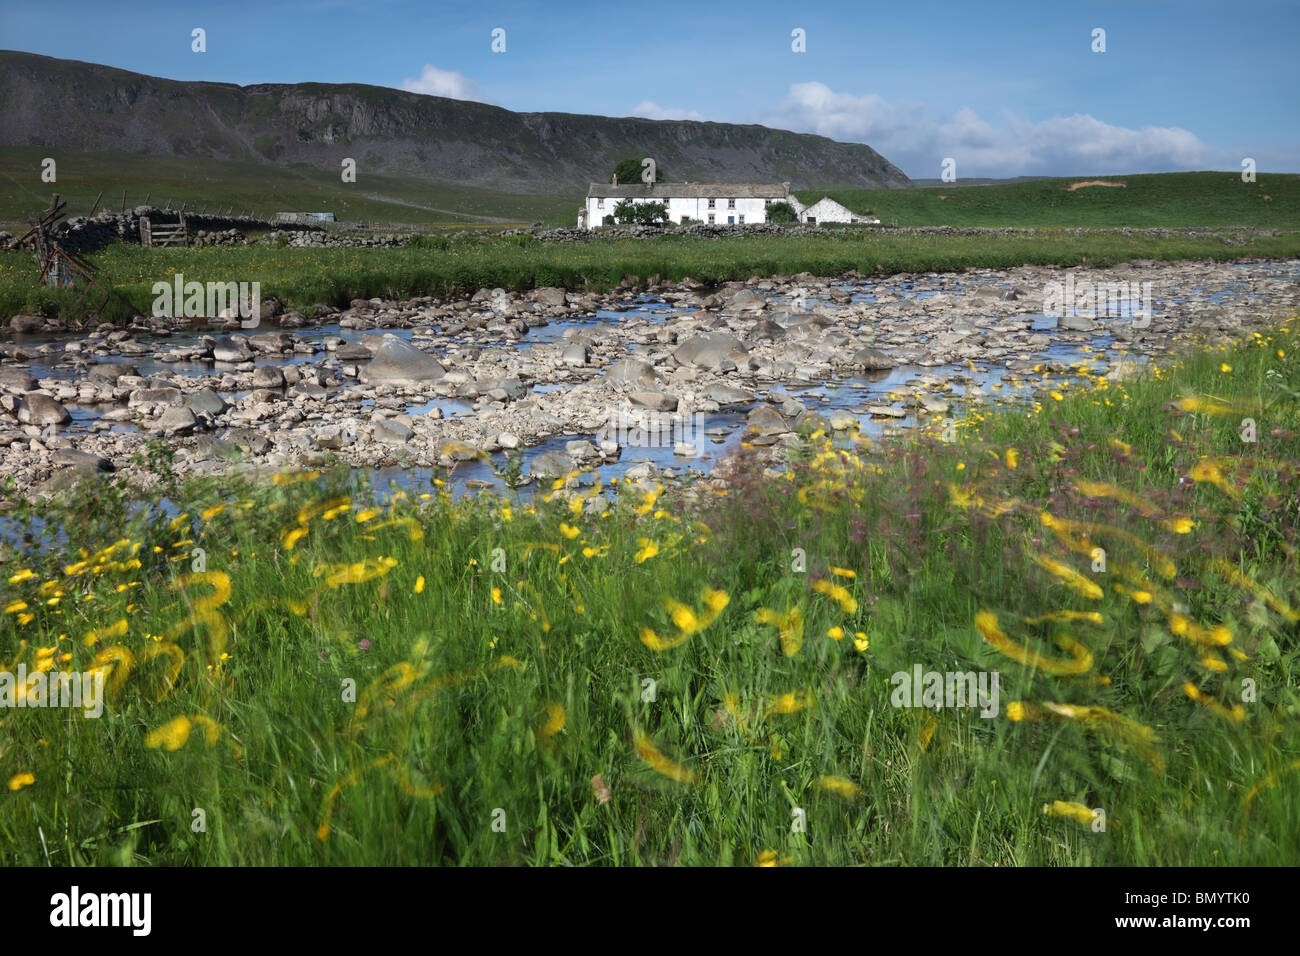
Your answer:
4;227;1299;321
797;171;1300;228
1;320;1296;865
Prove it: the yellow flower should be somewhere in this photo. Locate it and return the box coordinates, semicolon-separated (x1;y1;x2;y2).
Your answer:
491;587;502;605
853;632;870;651
145;716;193;751
827;626;844;640
1162;517;1195;534
974;609;1093;675
534;703;566;740
1029;554;1103;600
632;729;697;784
812;579;857;614
1006;701;1025;721
414;576;425;594
282;525;309;549
830;567;856;579
756;850;793;867
633;539;660;563
767;690;809;715
1043;800;1096;827
7;773;35;791
558;522;581;539
1005;448;1018;469
816;775;861;799
1220;363;1232;373
756;606;804;656
7;569;38;584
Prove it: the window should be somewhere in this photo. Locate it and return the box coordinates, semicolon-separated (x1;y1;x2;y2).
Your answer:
597;199;604;208
707;198;715;209
806;216;816;224
727;215;735;225
707;213;715;224
727;198;736;209
738;214;745;224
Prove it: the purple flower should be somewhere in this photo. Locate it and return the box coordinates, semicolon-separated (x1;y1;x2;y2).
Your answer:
359;639;371;651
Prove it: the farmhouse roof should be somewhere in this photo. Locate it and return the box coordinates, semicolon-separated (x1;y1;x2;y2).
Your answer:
587;182;791;199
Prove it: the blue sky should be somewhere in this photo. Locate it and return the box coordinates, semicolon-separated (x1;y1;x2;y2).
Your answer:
4;0;1297;177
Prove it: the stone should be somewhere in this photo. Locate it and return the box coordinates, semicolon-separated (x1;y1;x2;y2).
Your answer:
746;404;789;435
673;332;748;369
157;405;198;435
0;369;38;392
604;359;662;386
9;314;43;333
436;439;483;463
16;393;71;426
212;337;254;363
358;336;446;386
534;287;567;307
629;390;678;412
528;450;573;478
852;347;896;370
52;448;113;471
701;383;755;405
186;388;227;416
373;418;413;444
561;342;589;367
252;365;286;389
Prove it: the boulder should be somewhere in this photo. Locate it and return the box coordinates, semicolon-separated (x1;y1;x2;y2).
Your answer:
603;359;662;387
673;332;748;369
16;392;71;426
358;336;446;386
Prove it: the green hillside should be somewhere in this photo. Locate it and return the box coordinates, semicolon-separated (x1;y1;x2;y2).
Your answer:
796;171;1300;228
0;148;577;228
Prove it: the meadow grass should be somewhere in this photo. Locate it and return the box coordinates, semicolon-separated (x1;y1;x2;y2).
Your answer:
797;171;1300;228
3;227;1299;321
0;320;1296;865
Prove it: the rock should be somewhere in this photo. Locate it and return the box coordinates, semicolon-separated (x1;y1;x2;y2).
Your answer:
534;287;567;307
314;425;354;450
852;347;896;370
247;331;294;353
731;289;767;311
0;369;38;392
673;332;748;369
701;383;755;405
129;386;183;406
359;336;446;386
16;393;71;426
436;439;483;463
185;387;227;416
52;448;113;472
528;450;573;478
746;404;789;435
498;432;522;450
565;440;600;461
373;418;413;444
157;405;198;435
629;390;678;412
604;359;663;387
212;337;254;363
1061;313;1097;332
9;314;43;334
252;365;286;389
829;409;859;430
336;343;373;362
561;342;589;367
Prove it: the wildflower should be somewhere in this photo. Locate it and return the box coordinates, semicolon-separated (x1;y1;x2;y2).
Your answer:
1029;554;1103;600
812;579;857;614
535;703;566;741
492;587;502;605
853;632;870;651
817;775;861;799
1043;800;1096;827
767;691;809;715
974;610;1093;675
756;606;804;657
558;523;581;539
7;569;38;585
145;716;193;751
633;538;660;563
1005;448;1019;469
756;850;793;867
7;773;35;791
414;576;425;594
632;729;697;784
827;626;844;640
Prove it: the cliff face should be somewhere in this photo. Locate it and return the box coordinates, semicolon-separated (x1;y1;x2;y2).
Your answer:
0;51;912;193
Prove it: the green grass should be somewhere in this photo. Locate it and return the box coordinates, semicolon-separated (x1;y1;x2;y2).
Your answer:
4;226;1299;321
0;321;1296;865
0;148;578;228
796;171;1300;227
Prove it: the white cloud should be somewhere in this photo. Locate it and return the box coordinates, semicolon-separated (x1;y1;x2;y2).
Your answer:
631;100;706;122
400;64;482;101
764;81;1235;177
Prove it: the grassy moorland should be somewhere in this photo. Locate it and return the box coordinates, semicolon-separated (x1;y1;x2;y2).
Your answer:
0;320;1296;866
3;225;1299;321
0;147;573;228
796;171;1300;228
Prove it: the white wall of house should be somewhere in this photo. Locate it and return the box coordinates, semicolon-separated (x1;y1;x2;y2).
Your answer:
795;197;858;224
584;194;780;227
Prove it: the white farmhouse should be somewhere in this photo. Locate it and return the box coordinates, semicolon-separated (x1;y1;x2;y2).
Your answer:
579;182;879;228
